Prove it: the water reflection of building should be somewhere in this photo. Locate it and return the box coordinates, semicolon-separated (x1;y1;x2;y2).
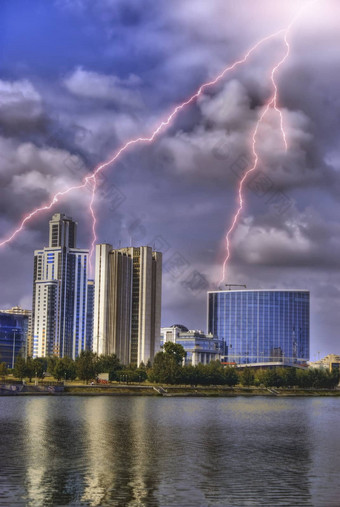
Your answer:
81;398;158;506
24;398;50;504
0;312;28;367
161;325;222;365
24;398;87;505
208;290;310;366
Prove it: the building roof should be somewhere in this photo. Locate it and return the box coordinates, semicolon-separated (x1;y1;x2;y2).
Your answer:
170;324;189;332
208;289;310;294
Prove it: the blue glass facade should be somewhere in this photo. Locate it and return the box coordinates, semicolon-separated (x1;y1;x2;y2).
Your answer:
0;313;27;368
208;290;310;365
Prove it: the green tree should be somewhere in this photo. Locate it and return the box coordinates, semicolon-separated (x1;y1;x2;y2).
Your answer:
255;368;282;388
97;354;122;381
51;357;77;381
163;342;186;365
62;356;77;380
148;351;182;384
119;366;147;383
53;359;65;381
181;365;199;386
26;357;36;382
329;369;340;388
224;366;239;386
33;357;46;379
136;367;147;382
13;357;27;380
279;367;297;387
310;368;339;389
0;362;8;378
240;367;255;386
47;356;58;376
198;361;226;385
76;350;98;383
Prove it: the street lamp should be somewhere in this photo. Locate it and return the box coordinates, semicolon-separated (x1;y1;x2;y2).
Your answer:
11;329;17;369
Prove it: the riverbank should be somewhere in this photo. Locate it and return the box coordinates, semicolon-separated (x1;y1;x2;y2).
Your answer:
1;383;340;396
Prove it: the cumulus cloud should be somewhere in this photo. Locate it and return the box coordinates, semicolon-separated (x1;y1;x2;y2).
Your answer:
0;79;43;128
230;208;340;270
0;133;89;226
63;67;143;108
156;77;331;198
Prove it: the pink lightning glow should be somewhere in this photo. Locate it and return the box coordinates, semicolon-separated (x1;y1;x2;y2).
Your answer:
219;1;317;286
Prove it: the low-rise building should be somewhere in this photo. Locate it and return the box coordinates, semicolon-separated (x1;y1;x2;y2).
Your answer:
309;354;340;372
0;312;28;367
0;306;32;357
161;325;222;365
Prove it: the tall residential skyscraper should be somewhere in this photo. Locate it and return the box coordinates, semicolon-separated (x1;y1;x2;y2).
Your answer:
86;279;95;352
93;244;162;365
32;213;92;359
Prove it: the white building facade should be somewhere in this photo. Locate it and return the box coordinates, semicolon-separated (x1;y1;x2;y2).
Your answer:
32;213;92;359
161;325;222;366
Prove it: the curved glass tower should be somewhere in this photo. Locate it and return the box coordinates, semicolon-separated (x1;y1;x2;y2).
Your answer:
208;290;310;365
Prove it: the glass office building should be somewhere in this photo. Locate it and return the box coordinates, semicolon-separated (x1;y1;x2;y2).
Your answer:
208;290;310;365
0;312;27;368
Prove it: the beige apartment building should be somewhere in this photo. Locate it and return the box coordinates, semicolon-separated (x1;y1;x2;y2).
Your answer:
309;354;340;372
93;244;162;365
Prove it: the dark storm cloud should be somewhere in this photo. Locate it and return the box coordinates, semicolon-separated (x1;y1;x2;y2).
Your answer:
231;210;340;270
0;0;339;357
0;78;47;136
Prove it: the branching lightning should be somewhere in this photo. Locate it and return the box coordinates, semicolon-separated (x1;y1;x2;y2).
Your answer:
0;27;288;255
219;1;317;286
0;1;316;284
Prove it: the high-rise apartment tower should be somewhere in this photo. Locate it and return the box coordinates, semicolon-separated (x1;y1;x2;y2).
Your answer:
93;245;162;365
32;213;92;359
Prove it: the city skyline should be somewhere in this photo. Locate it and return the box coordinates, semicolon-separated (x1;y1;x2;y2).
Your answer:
0;0;339;360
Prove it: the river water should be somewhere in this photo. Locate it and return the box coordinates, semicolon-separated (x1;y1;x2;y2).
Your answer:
0;396;339;506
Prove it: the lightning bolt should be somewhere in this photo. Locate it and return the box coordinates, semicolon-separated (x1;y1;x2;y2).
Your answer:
89;179;97;261
220;1;318;286
0;27;289;256
0;0;316;283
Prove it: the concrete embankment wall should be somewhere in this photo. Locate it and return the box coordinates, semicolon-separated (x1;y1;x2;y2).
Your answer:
1;384;340;396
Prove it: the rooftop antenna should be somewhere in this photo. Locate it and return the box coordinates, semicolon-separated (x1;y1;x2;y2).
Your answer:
224;284;247;290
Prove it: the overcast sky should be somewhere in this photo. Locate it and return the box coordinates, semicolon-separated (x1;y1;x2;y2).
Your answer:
0;0;339;359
